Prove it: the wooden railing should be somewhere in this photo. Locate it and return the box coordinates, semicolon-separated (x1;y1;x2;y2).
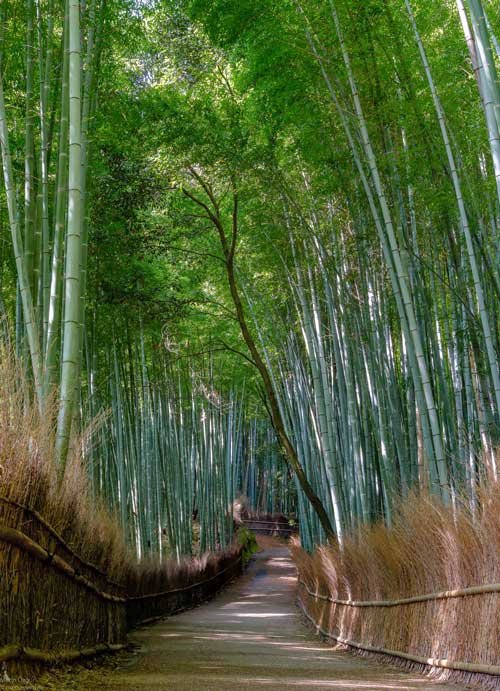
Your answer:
241;516;298;537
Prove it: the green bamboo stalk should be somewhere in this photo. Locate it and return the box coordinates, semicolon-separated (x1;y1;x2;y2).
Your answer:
44;5;69;395
0;75;43;403
35;0;53;351
405;0;500;425
24;0;36;300
55;0;84;471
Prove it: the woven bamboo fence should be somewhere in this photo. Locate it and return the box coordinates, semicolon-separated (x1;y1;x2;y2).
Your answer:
295;553;500;688
0;495;242;670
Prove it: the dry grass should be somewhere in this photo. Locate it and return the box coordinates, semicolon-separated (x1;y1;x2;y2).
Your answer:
0;348;241;668
292;488;500;687
125;546;241;600
0;348;130;580
0;348;130;663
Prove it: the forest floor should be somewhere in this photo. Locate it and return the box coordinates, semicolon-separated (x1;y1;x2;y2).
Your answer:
28;537;470;691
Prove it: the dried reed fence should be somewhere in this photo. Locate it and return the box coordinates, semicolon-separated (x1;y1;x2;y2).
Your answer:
0;351;242;675
292;489;500;690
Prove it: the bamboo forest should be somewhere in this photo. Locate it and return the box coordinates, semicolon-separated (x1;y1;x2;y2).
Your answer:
1;0;500;689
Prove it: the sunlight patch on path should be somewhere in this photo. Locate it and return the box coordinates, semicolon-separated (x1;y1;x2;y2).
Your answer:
66;541;467;691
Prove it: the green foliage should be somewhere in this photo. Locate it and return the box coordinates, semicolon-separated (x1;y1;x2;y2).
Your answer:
236;526;259;566
2;0;500;548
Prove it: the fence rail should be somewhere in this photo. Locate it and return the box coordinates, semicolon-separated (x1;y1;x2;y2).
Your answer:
128;558;242;601
0;495;124;588
0;642;126;665
0;523;126;603
298;594;500;676
298;578;500;607
241;517;297;536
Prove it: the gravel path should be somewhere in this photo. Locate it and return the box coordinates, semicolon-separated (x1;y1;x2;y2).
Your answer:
63;543;466;691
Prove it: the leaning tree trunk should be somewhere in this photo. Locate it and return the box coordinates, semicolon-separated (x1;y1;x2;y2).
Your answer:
182;174;337;542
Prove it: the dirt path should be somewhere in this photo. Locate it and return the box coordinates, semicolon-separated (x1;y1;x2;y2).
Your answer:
62;543;466;691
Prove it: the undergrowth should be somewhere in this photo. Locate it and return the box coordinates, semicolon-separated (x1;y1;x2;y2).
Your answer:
237;526;259;565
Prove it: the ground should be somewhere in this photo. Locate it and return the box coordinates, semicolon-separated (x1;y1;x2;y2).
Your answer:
17;537;472;691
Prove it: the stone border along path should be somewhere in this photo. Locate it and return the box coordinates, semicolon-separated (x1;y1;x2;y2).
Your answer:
42;539;467;690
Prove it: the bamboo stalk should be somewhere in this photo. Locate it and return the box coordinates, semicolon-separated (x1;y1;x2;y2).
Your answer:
55;0;84;470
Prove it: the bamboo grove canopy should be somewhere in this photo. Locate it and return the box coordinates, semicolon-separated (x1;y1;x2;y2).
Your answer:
0;0;499;552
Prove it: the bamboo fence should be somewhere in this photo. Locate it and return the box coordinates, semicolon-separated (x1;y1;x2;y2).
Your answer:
0;499;243;670
295;559;500;687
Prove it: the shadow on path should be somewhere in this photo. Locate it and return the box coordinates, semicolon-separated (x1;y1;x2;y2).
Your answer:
69;542;466;690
